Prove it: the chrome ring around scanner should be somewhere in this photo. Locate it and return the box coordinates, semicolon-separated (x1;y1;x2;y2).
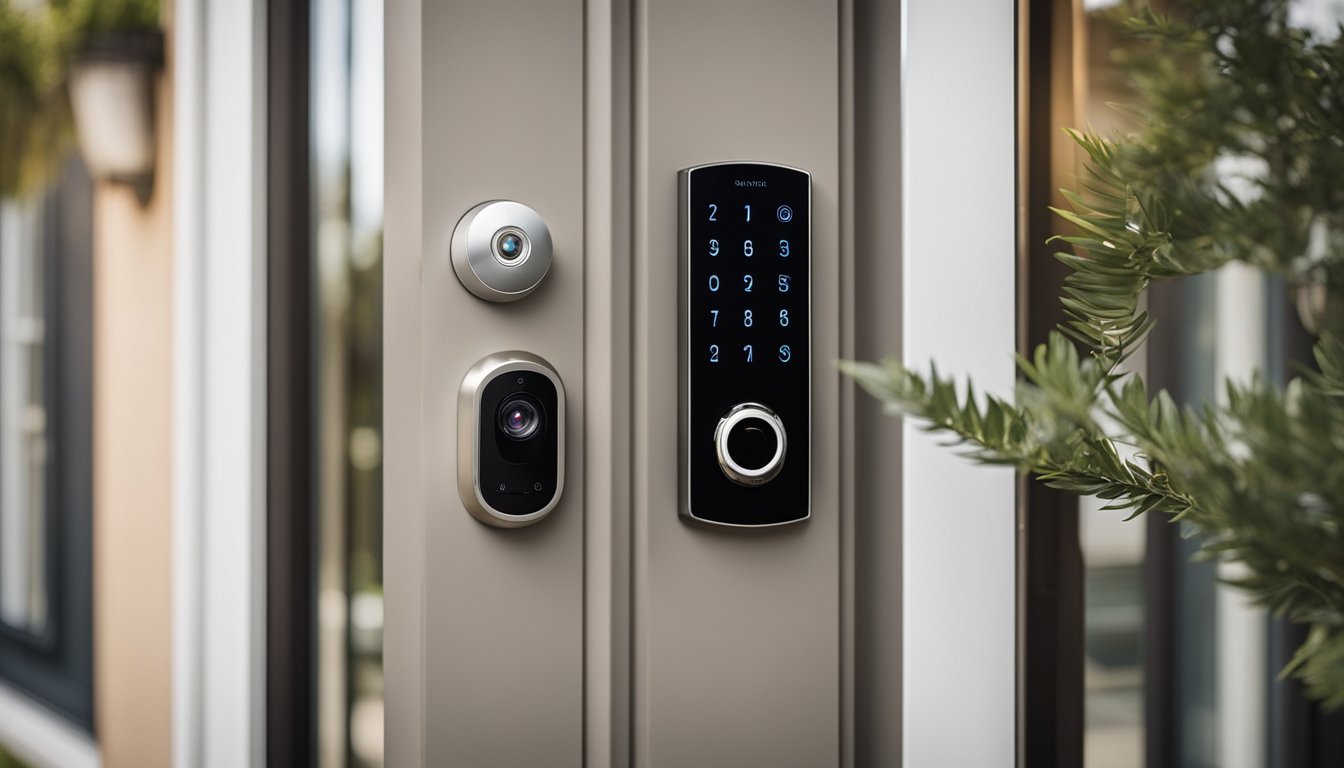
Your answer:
450;200;553;302
714;402;787;486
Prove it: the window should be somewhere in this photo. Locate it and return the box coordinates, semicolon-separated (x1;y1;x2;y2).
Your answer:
268;1;384;765
1025;1;1344;765
0;158;94;732
1;194;51;642
309;2;386;763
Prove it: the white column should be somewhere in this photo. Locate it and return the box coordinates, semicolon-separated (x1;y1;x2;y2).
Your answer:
171;0;204;764
902;0;1019;764
175;0;268;765
1214;261;1267;768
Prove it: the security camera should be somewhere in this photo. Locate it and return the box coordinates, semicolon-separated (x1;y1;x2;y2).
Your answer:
458;351;565;528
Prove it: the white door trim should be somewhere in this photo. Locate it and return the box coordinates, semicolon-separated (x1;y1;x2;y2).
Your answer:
171;0;203;763
172;0;268;765
901;0;1018;764
0;683;99;768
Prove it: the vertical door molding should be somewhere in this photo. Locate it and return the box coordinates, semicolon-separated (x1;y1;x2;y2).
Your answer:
851;0;904;764
901;0;1018;765
631;1;845;765
386;1;588;765
584;0;635;766
381;0;425;764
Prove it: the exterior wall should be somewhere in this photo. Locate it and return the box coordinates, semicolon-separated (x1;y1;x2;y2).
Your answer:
92;11;175;768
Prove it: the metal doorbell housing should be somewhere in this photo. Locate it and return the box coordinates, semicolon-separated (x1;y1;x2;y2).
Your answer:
451;200;554;302
459;351;565;528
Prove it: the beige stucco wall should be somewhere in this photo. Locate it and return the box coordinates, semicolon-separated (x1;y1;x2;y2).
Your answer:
91;14;175;768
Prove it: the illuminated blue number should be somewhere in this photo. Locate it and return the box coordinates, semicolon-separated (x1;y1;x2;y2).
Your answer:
779;239;790;257
743;239;754;257
778;344;792;363
709;238;719;256
708;204;717;221
779;309;789;327
743;309;753;327
708;274;720;292
709;344;719;363
743;274;753;292
778;274;791;293
710;309;719;327
744;344;754;362
744;204;752;222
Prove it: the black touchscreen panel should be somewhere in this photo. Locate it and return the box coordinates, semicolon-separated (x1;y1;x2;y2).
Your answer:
680;162;810;526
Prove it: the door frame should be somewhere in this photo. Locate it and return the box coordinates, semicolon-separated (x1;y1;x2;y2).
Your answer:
172;0;270;765
899;0;1018;764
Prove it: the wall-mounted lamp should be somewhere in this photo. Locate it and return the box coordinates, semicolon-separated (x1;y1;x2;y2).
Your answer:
68;30;164;205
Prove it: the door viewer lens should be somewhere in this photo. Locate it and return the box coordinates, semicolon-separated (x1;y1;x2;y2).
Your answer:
492;228;530;265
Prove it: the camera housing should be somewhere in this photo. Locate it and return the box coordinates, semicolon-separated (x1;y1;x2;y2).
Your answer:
458;351;565;528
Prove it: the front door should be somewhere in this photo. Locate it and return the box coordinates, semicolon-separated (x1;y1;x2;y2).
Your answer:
382;1;1017;765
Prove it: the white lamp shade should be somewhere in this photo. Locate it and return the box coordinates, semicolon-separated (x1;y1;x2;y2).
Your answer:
68;59;156;183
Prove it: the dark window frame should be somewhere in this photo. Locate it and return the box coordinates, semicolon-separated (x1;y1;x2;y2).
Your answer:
0;158;96;733
1019;0;1085;763
267;0;317;765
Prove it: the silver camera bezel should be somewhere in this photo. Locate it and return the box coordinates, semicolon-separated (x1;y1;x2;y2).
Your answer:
458;351;566;528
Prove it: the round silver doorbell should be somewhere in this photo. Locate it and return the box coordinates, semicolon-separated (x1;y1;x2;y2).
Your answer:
458;351;565;528
451;201;553;302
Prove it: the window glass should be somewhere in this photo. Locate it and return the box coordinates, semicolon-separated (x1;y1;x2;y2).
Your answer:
0;157;94;733
1074;2;1344;765
312;0;384;765
1080;497;1145;766
0;195;49;640
1077;9;1149;764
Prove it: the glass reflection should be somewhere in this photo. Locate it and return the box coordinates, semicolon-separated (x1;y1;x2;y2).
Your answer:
312;0;384;765
0;194;50;640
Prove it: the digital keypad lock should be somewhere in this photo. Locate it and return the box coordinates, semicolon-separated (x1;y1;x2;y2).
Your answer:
680;162;810;527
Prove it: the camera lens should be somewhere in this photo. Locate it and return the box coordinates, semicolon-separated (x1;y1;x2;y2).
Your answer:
498;233;522;259
493;228;529;264
498;397;541;440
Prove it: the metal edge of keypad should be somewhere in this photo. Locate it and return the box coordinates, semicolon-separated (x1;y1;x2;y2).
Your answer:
678;161;812;529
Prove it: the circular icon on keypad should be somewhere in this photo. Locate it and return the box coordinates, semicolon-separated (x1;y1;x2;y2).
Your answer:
776;205;793;223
